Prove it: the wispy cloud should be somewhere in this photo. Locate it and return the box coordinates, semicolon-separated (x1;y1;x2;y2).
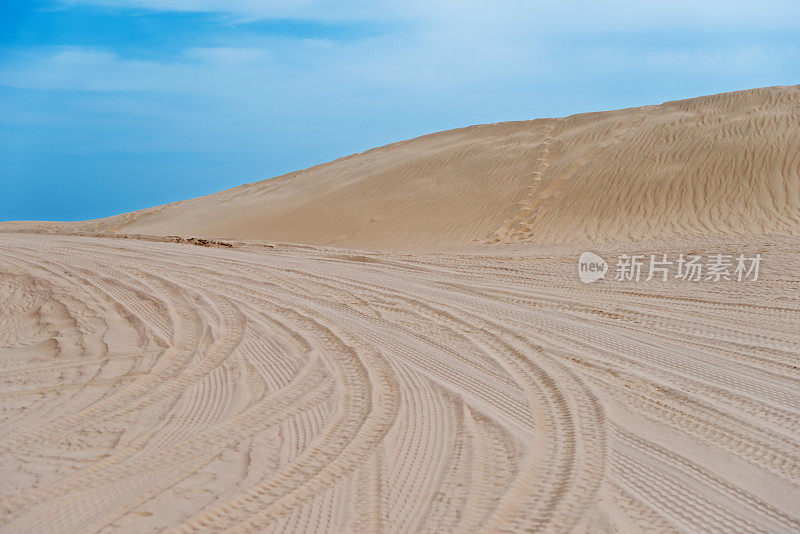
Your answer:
57;0;800;29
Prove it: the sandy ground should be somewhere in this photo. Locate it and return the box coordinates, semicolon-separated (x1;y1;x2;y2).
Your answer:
1;85;799;532
0;232;798;532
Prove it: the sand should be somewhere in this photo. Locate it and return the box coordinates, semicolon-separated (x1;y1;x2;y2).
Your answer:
1;86;799;532
4;85;797;251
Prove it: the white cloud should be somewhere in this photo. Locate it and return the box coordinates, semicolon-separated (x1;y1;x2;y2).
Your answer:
185;47;274;64
0;48;183;92
2;1;798;163
38;0;800;97
56;0;424;22
57;0;800;30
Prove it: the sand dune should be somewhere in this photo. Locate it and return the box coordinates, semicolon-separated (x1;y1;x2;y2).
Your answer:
4;85;798;250
1;86;800;532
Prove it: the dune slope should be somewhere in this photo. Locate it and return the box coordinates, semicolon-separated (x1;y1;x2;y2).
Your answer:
5;85;798;250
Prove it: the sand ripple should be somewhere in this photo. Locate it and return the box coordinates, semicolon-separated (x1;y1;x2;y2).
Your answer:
1;233;798;532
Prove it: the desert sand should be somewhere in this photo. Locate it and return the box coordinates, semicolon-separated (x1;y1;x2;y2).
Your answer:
1;86;799;532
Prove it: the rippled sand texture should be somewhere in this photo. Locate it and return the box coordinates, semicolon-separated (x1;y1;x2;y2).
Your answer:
1;233;798;533
4;85;796;251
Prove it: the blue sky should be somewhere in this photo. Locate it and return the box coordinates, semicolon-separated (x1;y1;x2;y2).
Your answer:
2;1;798;221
